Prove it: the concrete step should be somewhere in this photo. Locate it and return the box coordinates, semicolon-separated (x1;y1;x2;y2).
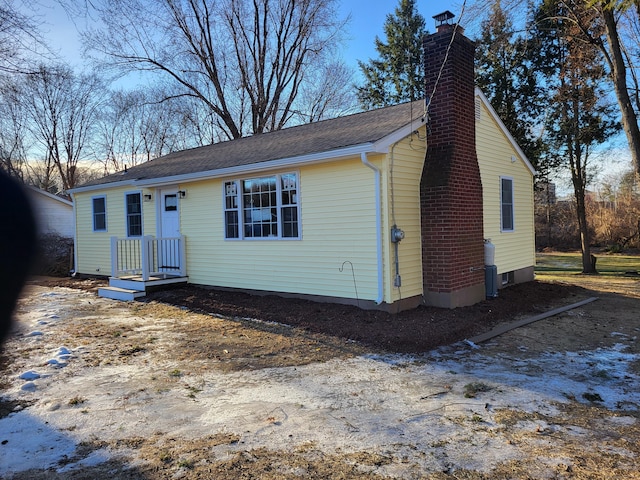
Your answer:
98;286;146;301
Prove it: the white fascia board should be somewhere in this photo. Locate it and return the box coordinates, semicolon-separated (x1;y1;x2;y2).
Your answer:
371;116;427;153
67;178;139;194
67;146;371;193
475;88;537;176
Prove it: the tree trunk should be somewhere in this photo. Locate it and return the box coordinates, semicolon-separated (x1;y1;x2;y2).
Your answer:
602;7;640;175
576;195;596;274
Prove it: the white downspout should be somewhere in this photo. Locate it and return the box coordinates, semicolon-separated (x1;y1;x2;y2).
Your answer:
361;152;384;305
70;192;78;276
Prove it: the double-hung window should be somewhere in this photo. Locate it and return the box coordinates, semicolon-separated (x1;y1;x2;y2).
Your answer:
125;192;142;237
500;177;514;232
224;182;240;239
224;172;300;239
92;196;107;231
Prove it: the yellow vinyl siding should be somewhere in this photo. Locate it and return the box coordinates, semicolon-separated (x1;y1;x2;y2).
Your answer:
180;159;380;301
476;99;535;275
74;191;111;274
74;187;155;276
73;102;534;307
381;130;427;303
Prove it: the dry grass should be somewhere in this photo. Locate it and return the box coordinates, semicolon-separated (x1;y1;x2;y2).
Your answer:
4;277;640;479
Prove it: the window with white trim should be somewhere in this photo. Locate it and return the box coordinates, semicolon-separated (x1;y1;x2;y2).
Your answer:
92;196;107;231
224;172;300;239
125;192;142;237
501;177;514;232
224;181;240;238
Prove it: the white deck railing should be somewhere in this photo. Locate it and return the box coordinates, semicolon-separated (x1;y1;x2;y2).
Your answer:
110;235;186;280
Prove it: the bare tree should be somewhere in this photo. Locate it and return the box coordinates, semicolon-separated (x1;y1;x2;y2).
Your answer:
592;1;640;176
1;2;47;179
97;87;191;173
72;0;351;140
0;79;28;178
97;89;142;174
592;170;640;249
293;62;357;124
0;0;45;74
22;64;105;191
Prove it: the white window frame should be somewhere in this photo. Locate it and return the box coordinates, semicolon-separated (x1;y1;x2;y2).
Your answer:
223;172;301;240
92;195;107;232
500;176;514;232
125;191;143;237
223;180;241;240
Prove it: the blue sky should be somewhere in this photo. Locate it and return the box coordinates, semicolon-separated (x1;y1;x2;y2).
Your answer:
37;0;464;77
339;1;462;67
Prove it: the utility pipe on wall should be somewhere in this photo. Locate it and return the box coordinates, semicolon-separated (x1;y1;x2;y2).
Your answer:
361;152;384;305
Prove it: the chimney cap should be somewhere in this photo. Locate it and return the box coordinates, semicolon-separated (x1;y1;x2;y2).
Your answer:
433;10;455;28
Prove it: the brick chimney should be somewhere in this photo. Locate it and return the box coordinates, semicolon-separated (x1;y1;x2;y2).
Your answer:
420;20;485;308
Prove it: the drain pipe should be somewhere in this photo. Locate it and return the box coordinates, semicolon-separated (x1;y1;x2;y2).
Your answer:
361;152;384;305
70;192;79;276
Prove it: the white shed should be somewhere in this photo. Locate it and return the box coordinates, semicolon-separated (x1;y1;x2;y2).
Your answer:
27;187;74;238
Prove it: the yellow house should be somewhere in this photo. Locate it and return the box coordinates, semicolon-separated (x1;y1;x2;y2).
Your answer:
69;91;534;311
69;27;536;311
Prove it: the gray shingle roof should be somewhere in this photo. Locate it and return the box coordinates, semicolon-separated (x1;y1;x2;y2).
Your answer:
79;100;425;188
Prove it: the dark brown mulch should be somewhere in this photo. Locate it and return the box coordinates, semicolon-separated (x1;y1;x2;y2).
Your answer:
142;280;585;353
28;276;584;353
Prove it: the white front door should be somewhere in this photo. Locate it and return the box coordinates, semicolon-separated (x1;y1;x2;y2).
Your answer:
160;189;180;238
159;189;180;270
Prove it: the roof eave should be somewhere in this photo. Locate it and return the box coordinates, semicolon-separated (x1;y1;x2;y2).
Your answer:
69;142;378;193
69;114;428;195
68;178;140;194
27;185;74;205
371;115;427;153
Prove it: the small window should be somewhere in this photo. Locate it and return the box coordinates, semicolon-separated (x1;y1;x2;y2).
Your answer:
165;194;178;212
501;177;514;232
126;192;142;237
280;173;298;238
92;196;106;231
224;181;240;239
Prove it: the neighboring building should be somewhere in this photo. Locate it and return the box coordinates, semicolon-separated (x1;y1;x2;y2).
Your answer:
26;186;74;238
69;23;536;310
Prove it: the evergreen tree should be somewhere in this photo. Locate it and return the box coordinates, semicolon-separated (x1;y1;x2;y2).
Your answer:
356;0;427;109
474;1;545;168
534;0;620;273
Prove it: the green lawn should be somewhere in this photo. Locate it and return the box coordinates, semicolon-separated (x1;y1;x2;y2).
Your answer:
536;251;640;276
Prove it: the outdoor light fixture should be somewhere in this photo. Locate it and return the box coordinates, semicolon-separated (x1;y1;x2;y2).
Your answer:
143;194;152;202
178;190;186;198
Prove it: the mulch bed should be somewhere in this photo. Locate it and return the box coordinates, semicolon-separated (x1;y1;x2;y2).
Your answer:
144;280;585;353
30;276;585;353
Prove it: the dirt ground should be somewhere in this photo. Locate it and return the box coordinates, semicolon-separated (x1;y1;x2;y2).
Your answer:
1;274;640;479
31;276;587;356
